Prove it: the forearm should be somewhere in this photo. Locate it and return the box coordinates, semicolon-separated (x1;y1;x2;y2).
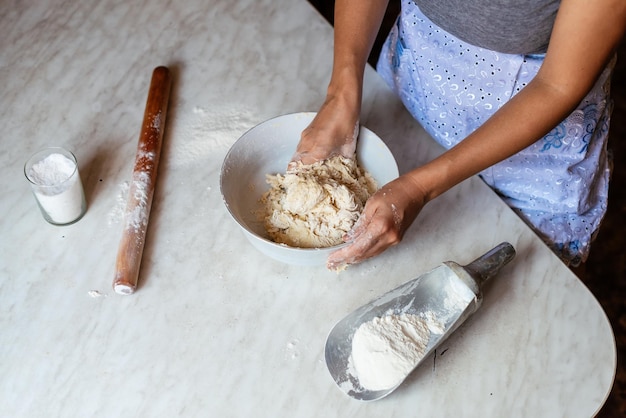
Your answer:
409;0;626;203
410;80;580;201
293;0;391;164
327;0;390;104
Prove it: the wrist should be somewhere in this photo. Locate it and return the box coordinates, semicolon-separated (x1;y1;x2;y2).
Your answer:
404;160;453;205
320;79;362;141
327;65;363;106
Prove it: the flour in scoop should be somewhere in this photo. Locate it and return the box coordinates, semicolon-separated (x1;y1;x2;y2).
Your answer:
351;313;431;391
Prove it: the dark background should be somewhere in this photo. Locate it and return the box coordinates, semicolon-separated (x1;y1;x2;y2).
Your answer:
308;1;626;416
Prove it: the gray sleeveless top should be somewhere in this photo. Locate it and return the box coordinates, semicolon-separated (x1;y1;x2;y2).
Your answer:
414;0;560;54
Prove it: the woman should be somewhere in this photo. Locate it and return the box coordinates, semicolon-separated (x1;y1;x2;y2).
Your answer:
293;0;626;270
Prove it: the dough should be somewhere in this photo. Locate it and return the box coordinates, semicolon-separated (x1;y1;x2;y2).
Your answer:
261;156;377;248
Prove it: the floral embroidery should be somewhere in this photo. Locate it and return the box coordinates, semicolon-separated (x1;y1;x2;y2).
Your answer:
541;123;566;151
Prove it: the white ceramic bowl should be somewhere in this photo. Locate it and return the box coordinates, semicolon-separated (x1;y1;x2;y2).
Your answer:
220;112;399;266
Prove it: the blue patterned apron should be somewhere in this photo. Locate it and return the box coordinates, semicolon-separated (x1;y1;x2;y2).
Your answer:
377;1;614;266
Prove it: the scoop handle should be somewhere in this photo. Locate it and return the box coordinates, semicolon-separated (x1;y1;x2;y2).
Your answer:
463;242;516;287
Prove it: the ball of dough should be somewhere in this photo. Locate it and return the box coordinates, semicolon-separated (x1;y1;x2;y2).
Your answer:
262;156;377;248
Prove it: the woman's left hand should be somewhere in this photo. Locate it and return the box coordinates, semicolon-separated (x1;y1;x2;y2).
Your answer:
327;175;427;270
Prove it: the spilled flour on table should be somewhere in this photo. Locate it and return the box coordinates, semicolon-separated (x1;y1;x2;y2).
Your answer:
87;290;106;298
107;181;130;226
170;104;258;167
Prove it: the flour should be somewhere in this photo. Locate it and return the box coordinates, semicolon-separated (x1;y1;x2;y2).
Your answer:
444;275;476;312
349;273;477;392
26;152;86;224
107;181;130;226
170;104;258;167
422;310;445;334
351;314;431;391
150;110;162;130
87;290;105;298
125;171;151;232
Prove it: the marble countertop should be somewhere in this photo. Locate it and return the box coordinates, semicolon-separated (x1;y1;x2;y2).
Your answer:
0;1;615;417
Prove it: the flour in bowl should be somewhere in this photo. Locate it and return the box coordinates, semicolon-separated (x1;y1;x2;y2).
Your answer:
261;156;376;248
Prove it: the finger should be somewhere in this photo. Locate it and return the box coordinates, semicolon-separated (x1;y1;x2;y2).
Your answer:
287;158;301;172
327;232;387;270
327;237;373;271
289;149;334;167
288;151;315;168
328;226;386;270
343;211;370;242
337;121;359;159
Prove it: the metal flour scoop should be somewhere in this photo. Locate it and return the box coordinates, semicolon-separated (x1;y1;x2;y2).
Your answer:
324;242;516;401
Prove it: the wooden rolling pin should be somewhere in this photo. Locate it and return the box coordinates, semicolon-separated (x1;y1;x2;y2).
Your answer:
113;66;172;295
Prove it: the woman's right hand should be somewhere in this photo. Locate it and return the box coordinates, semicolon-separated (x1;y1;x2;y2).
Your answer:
290;0;390;167
290;93;361;168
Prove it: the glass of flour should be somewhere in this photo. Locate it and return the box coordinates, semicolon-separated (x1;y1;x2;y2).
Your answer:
24;147;87;225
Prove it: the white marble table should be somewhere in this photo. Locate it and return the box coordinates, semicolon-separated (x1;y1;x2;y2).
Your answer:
0;1;615;417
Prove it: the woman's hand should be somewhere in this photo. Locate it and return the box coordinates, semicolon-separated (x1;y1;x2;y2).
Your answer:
290;93;360;168
327;174;428;270
290;0;390;167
